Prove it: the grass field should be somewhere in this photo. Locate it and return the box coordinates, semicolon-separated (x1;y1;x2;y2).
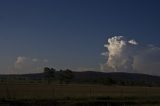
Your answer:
0;84;160;105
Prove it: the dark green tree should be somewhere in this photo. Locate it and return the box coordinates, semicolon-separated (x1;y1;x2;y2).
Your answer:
63;69;74;84
43;67;55;84
58;69;74;84
59;70;64;84
103;78;115;85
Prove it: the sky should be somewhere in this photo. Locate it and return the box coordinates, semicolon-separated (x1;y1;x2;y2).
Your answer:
0;0;160;75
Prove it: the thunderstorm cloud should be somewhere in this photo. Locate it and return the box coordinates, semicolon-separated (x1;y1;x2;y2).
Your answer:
101;36;160;75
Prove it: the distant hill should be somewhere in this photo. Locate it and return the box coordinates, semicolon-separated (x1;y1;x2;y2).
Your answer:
73;71;160;86
0;71;160;86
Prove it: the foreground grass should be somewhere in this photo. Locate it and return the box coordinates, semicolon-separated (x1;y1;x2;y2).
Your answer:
0;84;160;105
0;96;160;106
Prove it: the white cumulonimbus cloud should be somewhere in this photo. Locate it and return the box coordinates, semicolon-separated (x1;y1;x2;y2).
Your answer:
14;56;48;74
102;36;160;75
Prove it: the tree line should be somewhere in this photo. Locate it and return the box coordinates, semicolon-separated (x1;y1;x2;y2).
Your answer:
43;67;74;84
0;67;157;86
43;67;117;85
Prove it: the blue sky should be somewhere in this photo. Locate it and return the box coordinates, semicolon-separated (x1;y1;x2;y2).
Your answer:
0;0;160;74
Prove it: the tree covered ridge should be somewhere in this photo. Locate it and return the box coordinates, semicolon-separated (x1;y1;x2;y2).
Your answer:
0;68;160;86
